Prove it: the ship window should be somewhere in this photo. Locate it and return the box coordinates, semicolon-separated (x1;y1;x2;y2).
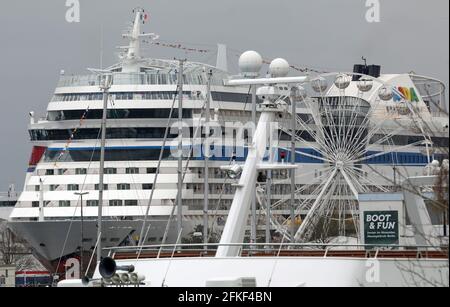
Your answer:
125;200;138;206
76;168;87;175
67;184;80;191
44;148;177;163
87;200;98;207
30;127;185;141
146;168;157;174
35;186;40;192
45;108;193;122
32;201;39;208
45;169;54;176
47;111;63;121
59;200;71;207
49;185;58;191
53;91;206;104
126;168;139;174
105;168;117;174
142;184;153;190
0;201;16;207
109;200;123;207
117;183;131;190
94;184;108;191
211;92;258;104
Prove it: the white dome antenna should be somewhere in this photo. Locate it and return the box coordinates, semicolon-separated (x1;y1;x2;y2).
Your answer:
239;51;263;78
269;58;289;78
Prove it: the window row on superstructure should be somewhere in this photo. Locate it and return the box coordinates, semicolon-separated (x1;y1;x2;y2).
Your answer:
30;126;313;142
31;199;141;208
40;146;437;165
371;134;449;148
30;182;154;193
51;91;203;102
26;181;392;210
36;165;293;181
47;108;193;121
46;109;311;122
50;91;258;104
36;167;161;177
30;127;181;141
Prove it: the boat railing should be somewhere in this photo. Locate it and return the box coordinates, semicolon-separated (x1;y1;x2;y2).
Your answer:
104;243;448;260
56;70;228;88
0;191;18;199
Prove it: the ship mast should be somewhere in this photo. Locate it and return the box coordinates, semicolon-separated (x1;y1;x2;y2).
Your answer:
177;59;186;237
121;8;158;73
94;8;156;263
203;69;213;248
97;74;112;265
217;54;306;257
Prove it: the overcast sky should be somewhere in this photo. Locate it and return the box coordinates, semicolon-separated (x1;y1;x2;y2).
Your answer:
0;0;448;190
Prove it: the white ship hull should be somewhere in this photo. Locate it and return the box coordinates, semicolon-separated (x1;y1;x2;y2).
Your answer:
92;256;449;287
9;218;194;270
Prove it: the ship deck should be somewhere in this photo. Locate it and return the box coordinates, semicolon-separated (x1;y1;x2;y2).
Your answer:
107;243;449;260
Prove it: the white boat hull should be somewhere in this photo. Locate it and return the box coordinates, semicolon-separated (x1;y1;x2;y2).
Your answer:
8;219;194;270
93;256;449;287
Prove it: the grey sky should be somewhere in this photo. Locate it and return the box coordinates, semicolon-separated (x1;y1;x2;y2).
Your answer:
0;0;448;190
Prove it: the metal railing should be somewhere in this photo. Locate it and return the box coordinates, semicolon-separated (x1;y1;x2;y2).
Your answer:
57;71;228;88
105;242;448;260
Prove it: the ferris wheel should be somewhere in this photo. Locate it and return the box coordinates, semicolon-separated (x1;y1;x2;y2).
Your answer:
267;72;431;243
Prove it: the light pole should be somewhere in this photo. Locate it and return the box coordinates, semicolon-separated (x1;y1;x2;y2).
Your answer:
75;191;89;278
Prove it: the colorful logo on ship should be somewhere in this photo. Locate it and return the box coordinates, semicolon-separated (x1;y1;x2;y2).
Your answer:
393;86;419;103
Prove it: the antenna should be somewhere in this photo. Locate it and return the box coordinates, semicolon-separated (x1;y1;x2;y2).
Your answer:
120;8;159;73
362;56;367;67
100;24;104;69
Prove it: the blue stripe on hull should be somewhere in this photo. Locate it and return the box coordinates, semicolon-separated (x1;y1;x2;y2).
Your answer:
46;146;437;166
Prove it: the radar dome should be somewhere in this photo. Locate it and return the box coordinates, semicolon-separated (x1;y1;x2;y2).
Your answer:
239;51;263;77
269;58;290;78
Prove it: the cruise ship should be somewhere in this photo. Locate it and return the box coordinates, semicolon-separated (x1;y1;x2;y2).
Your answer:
8;9;449;273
